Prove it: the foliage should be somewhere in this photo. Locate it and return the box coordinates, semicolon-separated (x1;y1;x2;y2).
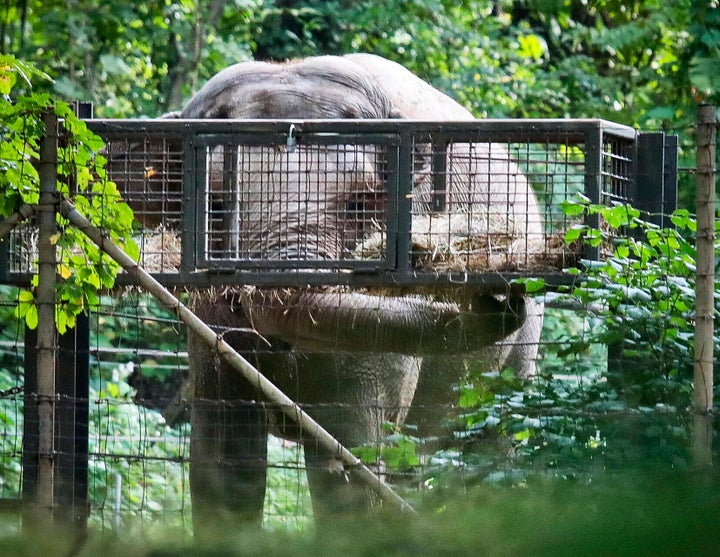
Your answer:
263;437;313;531
5;1;715;209
559;196;708;404
1;2;711;117
87;361;190;531
0;55;137;333
439;197;714;485
4;470;720;555
352;422;421;473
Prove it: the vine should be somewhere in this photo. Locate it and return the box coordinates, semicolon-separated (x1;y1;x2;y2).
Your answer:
0;55;138;333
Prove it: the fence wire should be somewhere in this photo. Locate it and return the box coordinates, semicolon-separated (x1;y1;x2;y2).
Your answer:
0;287;702;532
0;118;697;534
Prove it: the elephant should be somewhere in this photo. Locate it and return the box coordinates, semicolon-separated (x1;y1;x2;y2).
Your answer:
125;54;542;535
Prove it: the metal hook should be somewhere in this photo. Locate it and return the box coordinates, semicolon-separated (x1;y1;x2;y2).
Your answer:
286;123;297;153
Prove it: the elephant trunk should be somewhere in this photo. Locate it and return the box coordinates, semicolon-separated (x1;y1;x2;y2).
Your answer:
242;288;526;355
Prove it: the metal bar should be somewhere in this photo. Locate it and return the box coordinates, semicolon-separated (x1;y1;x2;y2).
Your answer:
663;135;679;225
221;142;240;257
58;197;416;514
181;132;197;273
431;134;447;212
71;101;94;119
55;312;89;530
21;322;38;520
394;128;414;274
636;133;666;226
86;118;638;141
111;269;578;291
383;142;401;272
0;238;6;283
583;125;602;261
194;131;398;147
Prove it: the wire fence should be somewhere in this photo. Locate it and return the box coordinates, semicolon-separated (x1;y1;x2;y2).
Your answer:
1;115;709;536
0;294;315;532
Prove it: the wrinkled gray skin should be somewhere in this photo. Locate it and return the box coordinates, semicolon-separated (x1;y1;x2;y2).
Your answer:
162;54;539;535
344;54;544;432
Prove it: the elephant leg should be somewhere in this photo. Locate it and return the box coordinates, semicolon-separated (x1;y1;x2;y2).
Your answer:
302;393;383;522
188;326;269;536
406;354;466;438
290;353;419;524
190;398;268;533
502;298;544;378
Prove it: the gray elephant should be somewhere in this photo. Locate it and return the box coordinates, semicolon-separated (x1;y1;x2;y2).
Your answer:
139;54;541;535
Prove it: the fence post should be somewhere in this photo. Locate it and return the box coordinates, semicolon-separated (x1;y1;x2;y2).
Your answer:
693;104;716;468
28;108;60;525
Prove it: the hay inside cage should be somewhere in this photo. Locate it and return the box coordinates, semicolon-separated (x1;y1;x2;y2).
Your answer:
355;213;557;273
138;227;182;273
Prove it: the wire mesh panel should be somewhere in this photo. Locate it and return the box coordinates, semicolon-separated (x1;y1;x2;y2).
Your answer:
602;134;635;206
0;292;314;531
401;136;571;275
197;135;394;271
102;132;185;275
0;293;24;509
4;224;38;278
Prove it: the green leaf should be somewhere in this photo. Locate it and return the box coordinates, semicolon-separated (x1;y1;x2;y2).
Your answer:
0;56;18;95
25;304;38;329
517;33;547;61
564;225;586;243
381;437;420;470
458;384;481;408
561;196;589;217
601;204;639;229
516;277;546;293
350;444;379;465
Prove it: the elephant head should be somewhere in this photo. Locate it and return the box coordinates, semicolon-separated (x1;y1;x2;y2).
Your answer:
173;55;528;357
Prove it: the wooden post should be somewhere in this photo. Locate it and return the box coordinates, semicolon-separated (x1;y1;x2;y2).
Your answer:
693;104;716;467
32;109;60;522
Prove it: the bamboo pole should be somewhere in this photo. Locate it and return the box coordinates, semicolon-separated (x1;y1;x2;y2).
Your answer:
693;104;716;468
34;109;59;520
57;197;415;515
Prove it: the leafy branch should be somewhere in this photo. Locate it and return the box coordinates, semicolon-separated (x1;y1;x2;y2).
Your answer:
443;196;712;480
0;55;138;333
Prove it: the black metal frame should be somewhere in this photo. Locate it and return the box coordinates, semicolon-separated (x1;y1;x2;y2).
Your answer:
1;118;677;291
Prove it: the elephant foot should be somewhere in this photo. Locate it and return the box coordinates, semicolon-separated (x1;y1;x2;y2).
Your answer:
305;453;379;524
